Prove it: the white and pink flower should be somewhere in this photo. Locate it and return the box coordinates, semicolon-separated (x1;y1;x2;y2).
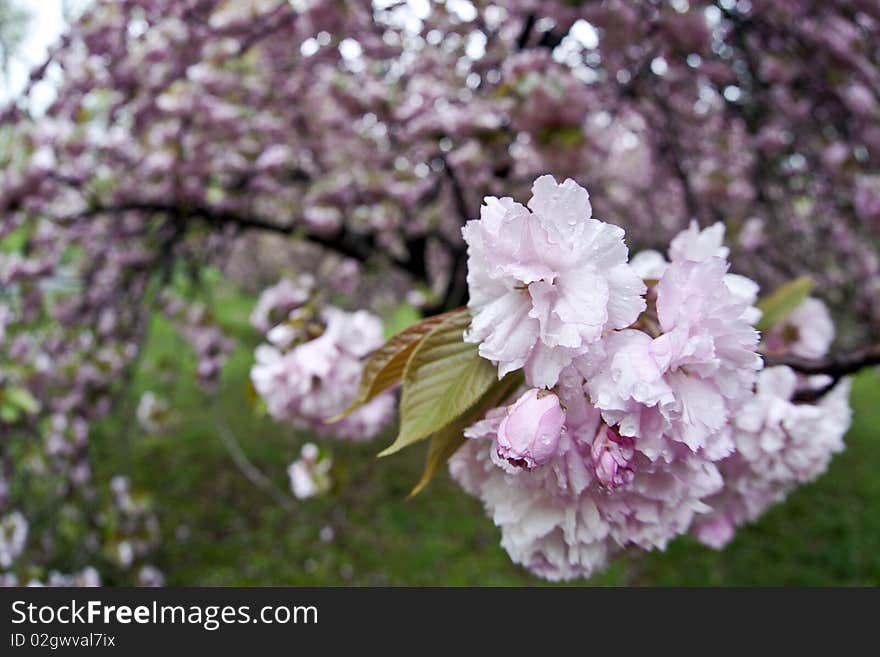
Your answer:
448;178;850;581
250;306;394;441
693;367;852;548
462;175;646;388
764;297;835;359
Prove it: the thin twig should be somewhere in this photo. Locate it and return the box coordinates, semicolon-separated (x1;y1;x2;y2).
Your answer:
211;396;296;513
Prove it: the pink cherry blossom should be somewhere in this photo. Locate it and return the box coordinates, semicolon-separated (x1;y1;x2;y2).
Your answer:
764;297;835;359
668;220;729;263
580;257;761;460
495;389;566;470
450;371;724;580
0;511;28;568
288;443;333;500
591;424;637;490
250;306;394;441
463;175;645;388
249;275;314;334
694;367;852;549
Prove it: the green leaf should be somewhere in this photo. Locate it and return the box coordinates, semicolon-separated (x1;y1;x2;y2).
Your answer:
379;309;497;457
409;424;469;499
5;387;40;414
330;308;464;422
0;404;20;423
409;371;523;497
383;303;423;339
0;224;30;254
538;124;584;147
756;276;813;332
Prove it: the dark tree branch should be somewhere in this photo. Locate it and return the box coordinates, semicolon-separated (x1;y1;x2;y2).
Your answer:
516;13;536;50
53;201;432;282
764;345;880;378
652;94;700;225
536;29;565;50
764;345;880;402
430;159;471;313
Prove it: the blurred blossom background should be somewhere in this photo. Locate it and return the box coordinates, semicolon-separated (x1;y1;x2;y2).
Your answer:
0;0;878;585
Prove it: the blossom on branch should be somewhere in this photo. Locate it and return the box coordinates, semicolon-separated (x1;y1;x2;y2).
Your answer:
764;297;835;360
462;175;645;388
445;178;850;580
693;367;852;549
250;302;394;441
249;275;315;334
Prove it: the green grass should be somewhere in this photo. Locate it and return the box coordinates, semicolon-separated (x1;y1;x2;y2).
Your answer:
90;280;880;586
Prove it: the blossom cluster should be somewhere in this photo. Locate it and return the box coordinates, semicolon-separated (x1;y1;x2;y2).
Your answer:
452;176;853;580
161;293;236;391
1;476;163;588
249;278;395;442
0;567;102;588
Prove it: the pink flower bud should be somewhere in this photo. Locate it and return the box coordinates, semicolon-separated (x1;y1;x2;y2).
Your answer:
496;389;565;469
591;424;637;489
693;514;735;550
